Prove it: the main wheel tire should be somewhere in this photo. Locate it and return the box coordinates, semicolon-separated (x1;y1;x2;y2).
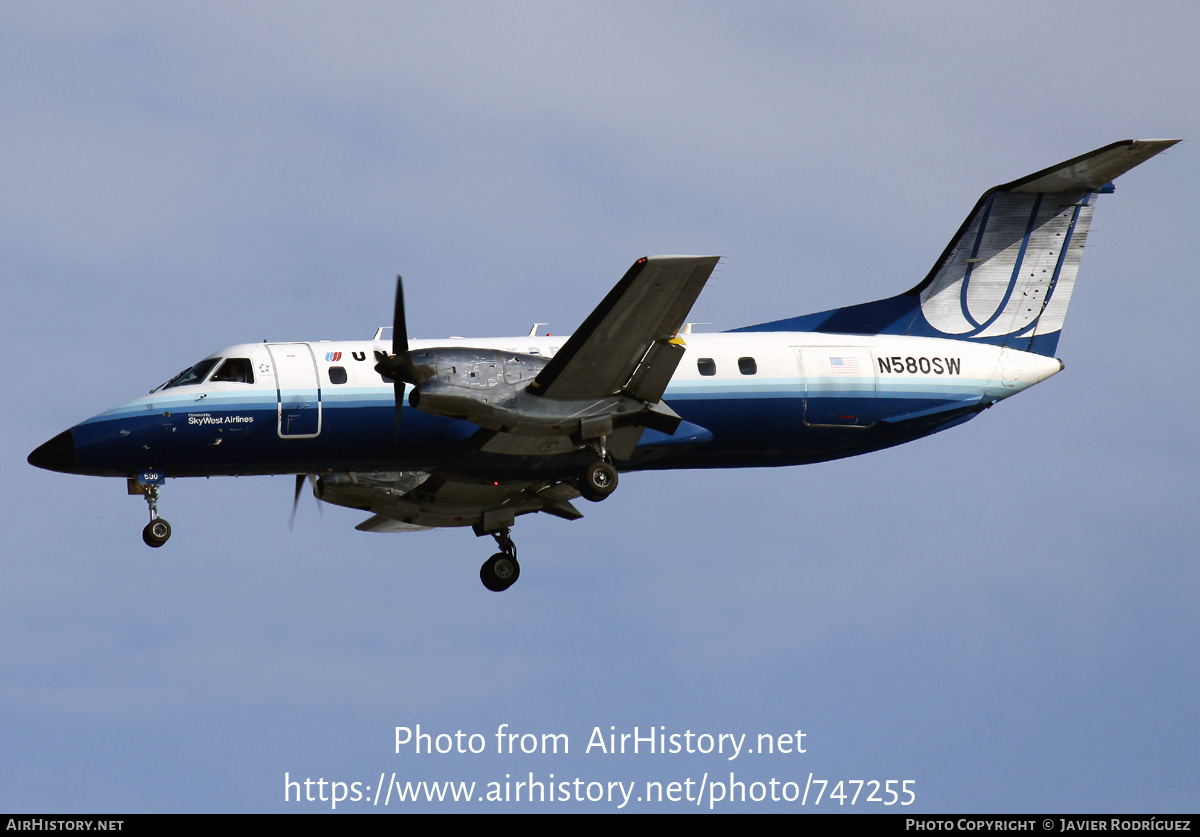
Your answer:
142;518;172;548
578;461;618;502
480;552;520;592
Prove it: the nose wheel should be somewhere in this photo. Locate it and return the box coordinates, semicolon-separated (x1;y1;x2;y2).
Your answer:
479;527;520;592
142;518;172;548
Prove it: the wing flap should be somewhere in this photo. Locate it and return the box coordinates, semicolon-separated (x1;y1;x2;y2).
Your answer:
624;340;685;403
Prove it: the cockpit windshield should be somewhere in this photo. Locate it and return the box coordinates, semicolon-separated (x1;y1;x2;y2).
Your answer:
155;358;221;391
211;358;254;384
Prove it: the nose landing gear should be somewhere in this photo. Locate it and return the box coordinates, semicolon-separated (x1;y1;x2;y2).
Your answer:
479;527;520;592
130;479;172;548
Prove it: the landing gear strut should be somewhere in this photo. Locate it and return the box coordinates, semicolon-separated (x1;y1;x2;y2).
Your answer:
479;527;520;592
139;484;172;548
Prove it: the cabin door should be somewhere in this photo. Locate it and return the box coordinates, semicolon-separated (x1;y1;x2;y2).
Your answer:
267;343;323;438
798;347;877;427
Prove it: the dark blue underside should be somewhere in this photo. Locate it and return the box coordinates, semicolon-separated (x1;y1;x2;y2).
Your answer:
67;392;987;481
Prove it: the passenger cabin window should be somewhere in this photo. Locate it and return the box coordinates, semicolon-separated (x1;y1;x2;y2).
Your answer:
328;366;348;385
161;358;220;390
738;357;757;375
211;358;254;384
697;358;717;376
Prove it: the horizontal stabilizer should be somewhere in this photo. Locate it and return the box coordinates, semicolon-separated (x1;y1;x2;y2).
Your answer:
1007;139;1179;193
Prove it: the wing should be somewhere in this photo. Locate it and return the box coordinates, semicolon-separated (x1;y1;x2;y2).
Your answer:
355;516;434;533
526;255;721;402
319;471;585;534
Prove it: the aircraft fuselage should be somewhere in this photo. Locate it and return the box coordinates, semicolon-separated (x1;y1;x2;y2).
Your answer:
41;330;1061;483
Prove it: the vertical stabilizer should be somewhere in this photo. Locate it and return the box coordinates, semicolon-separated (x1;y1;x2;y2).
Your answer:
734;139;1179;356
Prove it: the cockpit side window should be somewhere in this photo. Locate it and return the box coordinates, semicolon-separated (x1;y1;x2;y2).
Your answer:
211;358;255;384
161;358;221;390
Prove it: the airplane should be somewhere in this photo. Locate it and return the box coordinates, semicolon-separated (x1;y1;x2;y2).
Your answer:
28;139;1177;591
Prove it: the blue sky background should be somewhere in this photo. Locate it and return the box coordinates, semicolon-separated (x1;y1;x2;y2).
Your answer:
4;2;1198;812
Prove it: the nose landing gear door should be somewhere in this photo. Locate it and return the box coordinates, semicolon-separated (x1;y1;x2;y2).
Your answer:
267;343;322;439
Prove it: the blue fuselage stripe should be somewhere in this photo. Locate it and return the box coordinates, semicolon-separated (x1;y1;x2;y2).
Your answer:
66;377;993;479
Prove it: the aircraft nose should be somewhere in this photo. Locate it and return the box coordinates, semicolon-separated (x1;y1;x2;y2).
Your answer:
28;429;76;473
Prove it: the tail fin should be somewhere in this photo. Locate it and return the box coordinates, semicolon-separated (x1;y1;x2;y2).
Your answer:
735;139;1179;356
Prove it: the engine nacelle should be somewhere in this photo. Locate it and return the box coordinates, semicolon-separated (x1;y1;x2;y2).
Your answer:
406;347;543;427
405;347;669;438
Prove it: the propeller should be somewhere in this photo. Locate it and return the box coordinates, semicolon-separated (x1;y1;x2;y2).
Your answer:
373;274;414;440
289;473;322;530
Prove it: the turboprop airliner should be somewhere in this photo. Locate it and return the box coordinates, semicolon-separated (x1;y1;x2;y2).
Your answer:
28;139;1177;590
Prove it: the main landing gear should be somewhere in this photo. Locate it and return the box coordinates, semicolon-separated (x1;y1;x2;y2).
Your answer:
578;459;618;502
479;527;520;592
475;455;618;591
138;483;172;548
577;436;618;503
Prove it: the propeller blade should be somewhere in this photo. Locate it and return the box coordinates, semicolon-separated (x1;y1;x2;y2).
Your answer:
311;474;323;519
371;274;414;443
392;274;409;365
289;473;306;530
374;276;414;380
289;474;323;528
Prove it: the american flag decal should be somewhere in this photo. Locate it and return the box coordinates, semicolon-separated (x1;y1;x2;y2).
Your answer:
325;352;342;362
829;356;859;374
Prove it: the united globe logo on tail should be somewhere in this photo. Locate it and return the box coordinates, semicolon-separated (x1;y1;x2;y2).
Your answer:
918;190;1094;343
